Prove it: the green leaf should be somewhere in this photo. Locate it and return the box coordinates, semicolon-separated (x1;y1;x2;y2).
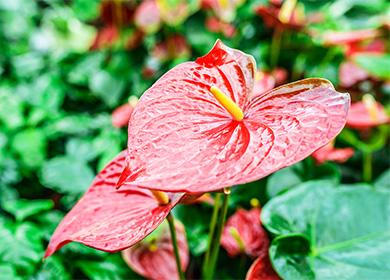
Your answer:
76;254;137;280
67;52;105;86
89;70;125;107
40;156;94;194
11;128;47;169
0;264;21;280
0;89;24;130
262;181;390;279
173;204;209;256
3;199;54;221
33;256;70;280
267;164;303;198
0;220;44;276
354;54;390;80
266;160;341;198
374;169;390;191
66;138;99;162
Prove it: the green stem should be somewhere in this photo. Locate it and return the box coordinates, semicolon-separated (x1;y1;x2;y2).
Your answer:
363;151;372;182
204;188;231;280
270;27;283;69
202;193;222;275
167;213;185;280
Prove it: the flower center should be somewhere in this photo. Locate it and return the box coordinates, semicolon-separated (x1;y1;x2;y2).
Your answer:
362;94;379;122
150;190;170;205
209;86;244;121
229;227;245;252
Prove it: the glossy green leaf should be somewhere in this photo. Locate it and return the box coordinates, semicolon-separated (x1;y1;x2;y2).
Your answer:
89;70;125;107
3;199;54;221
11;128;47;169
374;169;390;191
354;54;390;80
0;220;44;276
39;156;94;194
262;181;390;280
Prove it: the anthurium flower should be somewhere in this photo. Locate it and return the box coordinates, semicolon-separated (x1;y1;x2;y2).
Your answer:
346;94;389;130
119;40;350;193
44;151;185;258
134;0;161;34
221;208;269;257
122;220;189;280
311;141;354;165
246;253;280;280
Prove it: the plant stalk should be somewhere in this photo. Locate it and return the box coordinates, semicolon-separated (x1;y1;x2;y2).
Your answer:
202;193;222;275
204;188;231;280
363;151;372;182
167;213;185;280
270;27;283;69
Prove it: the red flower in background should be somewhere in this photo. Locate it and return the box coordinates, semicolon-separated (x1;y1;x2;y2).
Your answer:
205;17;236;38
246;253;280;280
322;29;381;47
99;0;135;27
152;35;191;62
44;151;185;258
119;40;350;193
255;0;307;31
321;28;386;87
90;25;119;50
134;0;161;34
112;97;139;128
346;94;389;130
252;71;276;98
312;141;354;165
221;207;269;257
339;61;370;88
122;220;189;280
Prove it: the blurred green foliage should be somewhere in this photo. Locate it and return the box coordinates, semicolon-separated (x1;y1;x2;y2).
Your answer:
0;0;389;279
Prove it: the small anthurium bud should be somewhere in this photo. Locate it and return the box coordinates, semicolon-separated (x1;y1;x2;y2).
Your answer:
347;95;389;129
221;208;269;257
122;220;189;280
312;141;354;165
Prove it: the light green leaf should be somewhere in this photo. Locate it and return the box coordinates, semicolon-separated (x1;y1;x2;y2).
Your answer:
40;156;94;194
354;54;390;80
262;181;390;280
89;70;125;108
374;169;390;191
3;199;54;221
11;128;47;169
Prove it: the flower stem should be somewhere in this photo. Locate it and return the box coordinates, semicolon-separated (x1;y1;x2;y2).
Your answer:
270;27;283;69
167;213;185;280
204;188;231;280
363;151;372;182
202;193;222;275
